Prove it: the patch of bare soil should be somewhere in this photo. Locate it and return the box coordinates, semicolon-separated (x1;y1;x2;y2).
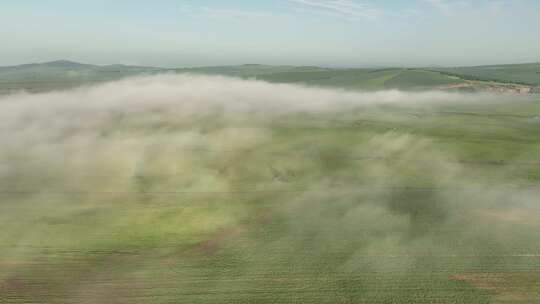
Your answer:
194;225;248;255
0;278;28;293
439;82;533;94
472;209;540;226
450;272;540;303
0;277;51;302
180;212;273;256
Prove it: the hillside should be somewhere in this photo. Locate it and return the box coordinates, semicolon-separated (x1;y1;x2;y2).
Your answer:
435;63;540;86
1;61;539;95
0;60;162;94
253;68;464;90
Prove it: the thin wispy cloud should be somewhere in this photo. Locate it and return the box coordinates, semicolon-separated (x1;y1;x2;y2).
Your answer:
180;5;286;23
423;0;510;18
197;7;277;21
423;0;470;16
485;1;510;17
288;0;383;20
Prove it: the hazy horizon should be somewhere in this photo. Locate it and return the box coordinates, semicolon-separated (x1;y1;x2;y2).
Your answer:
1;0;540;68
2;58;540;70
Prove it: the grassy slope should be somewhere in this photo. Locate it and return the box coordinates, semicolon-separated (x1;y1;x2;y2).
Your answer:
0;61;162;94
2;96;540;303
254;69;403;90
384;69;463;89
435;63;540;85
207;68;465;91
2;61;539;94
0;62;471;94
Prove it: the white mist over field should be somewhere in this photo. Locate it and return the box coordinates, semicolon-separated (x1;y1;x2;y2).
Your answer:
1;74;540;303
0;74;496;123
0;74;500;187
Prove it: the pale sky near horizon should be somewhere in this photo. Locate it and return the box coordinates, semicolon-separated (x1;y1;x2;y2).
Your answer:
1;0;539;68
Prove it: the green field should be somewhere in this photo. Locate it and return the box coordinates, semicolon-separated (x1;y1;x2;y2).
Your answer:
1;73;540;303
436;63;540;86
0;61;163;95
2;61;539;95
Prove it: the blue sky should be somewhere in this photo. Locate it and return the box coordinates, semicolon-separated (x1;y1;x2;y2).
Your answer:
1;0;539;67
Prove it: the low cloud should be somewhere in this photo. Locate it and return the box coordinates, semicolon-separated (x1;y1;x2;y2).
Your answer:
0;73;495;123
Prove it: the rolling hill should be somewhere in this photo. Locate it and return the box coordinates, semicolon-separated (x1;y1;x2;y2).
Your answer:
435;63;540;86
1;60;539;95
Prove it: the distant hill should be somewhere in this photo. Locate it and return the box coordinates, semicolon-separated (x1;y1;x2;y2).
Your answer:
0;60;94;70
172;64;330;77
0;60;539;95
0;60;162;94
434;63;540;86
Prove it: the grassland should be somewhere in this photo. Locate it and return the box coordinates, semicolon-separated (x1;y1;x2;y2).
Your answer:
1;74;540;303
0;60;163;95
2;61;539;95
435;63;540;86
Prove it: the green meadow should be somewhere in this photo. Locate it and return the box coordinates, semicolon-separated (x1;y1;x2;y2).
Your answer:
2;61;539;95
1;72;540;303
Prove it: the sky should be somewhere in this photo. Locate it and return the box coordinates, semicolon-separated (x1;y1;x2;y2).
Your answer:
1;0;539;68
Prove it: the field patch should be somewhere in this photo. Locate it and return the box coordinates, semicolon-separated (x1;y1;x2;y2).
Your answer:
450;273;540;303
